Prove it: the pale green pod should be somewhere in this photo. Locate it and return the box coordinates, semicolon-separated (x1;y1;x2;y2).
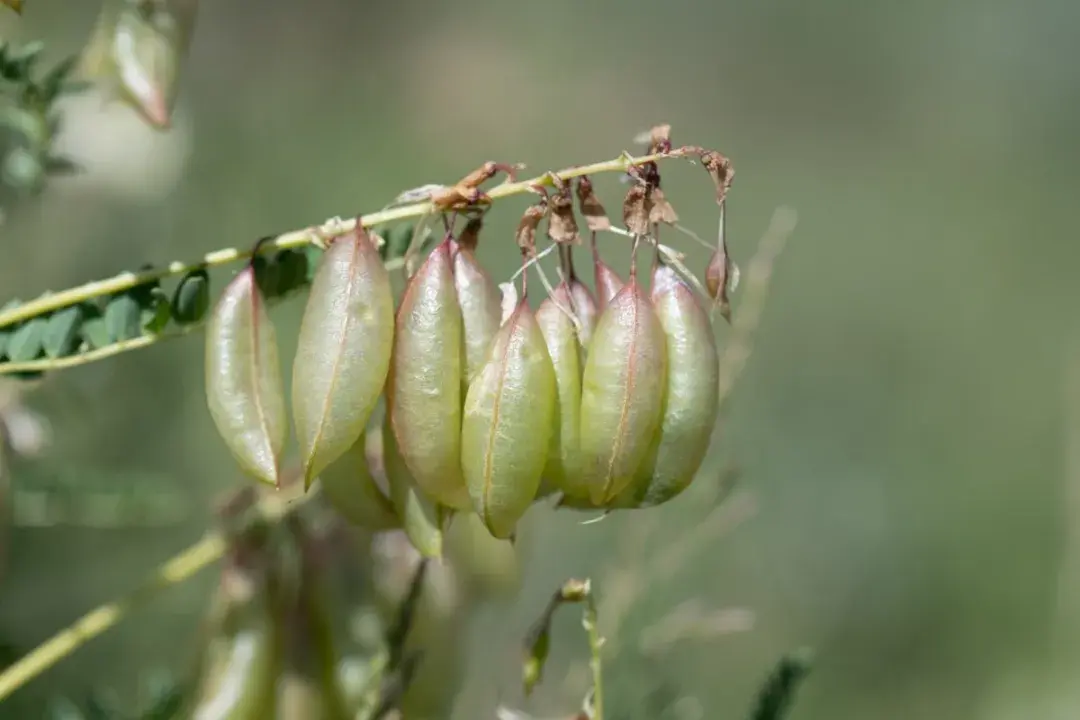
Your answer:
388;239;471;510
568;275;599;350
452;241;502;384
536;283;585;498
445;511;522;601
578;280;667;505
317;431;400;531
292;227;395;488
593;257;625;312
612;265;720;508
205;266;287;487
384;413;444;558
461;301;556;539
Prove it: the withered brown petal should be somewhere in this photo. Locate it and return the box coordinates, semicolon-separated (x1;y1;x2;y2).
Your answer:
623;184;652;236
205;266;288;487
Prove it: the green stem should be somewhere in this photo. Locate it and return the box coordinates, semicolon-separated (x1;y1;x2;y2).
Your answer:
0;150;671;330
582;581;604;720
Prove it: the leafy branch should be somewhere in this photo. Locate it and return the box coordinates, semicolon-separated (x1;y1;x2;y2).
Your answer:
0;149;686;377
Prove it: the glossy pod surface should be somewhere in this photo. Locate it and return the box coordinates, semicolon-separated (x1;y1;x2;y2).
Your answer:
388;239;471;510
536;283;585;498
317;431;400;531
292;228;395;487
568;276;599;350
383;413;444;558
461;301;556;539
613;265;720;508
453;243;503;384
205;267;287;487
578;280;667;505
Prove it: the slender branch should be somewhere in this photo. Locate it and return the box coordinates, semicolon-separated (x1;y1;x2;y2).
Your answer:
0;150;673;330
581;582;604;720
0;482;310;702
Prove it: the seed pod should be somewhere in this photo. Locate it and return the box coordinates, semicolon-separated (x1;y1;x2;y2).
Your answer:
452;242;502;384
318;432;399;531
612;265;720;508
389;239;470;510
536;284;584;498
567;274;598;350
461;300;556;539
188;549;283;720
445;511;521;601
384;414;444;558
578;280;667;505
292;227;394;488
592;240;625;312
205;266;287;487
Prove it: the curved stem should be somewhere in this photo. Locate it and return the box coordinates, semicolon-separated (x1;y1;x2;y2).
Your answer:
0;151;672;330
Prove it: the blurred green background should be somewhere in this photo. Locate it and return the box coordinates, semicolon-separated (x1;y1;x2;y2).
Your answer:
0;0;1078;717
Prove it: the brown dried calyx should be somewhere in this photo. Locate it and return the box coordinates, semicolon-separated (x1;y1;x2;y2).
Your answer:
700;150;735;207
547;176;581;245
515;200;549;255
457;214;484;252
575;176;611;231
430;161;524;213
646;123;673;154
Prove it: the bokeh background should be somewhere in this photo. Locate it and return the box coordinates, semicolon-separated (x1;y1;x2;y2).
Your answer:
0;0;1078;717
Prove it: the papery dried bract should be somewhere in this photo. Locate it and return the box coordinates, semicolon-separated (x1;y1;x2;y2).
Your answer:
292;227;394;488
318;432;400;531
575;176;611;232
205;267;287;487
578;281;667;505
536;284;584;498
384;414;444;558
612;265;719;508
649;186;679;225
548;182;581;245
453;242;502;384
389;239;470;509
623;183;652;236
461;301;556;539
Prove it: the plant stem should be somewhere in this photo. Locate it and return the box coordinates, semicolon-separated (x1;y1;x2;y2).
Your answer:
0;150;672;330
581;581;604;720
0;483;308;702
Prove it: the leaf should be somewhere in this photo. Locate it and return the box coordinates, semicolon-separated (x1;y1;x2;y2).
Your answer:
104;293;142;342
461;301;556;539
292;227;394;488
748;649;813;720
6;317;46;362
43;304;85;358
273;248;308;296
170;269;209;325
140;287;171;334
578;280;667;505
79;305;109;350
205;266;288;487
0;298;22;358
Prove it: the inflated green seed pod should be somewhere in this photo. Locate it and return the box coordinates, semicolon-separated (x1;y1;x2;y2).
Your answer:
593;254;625;312
384;413;443;558
578;280;667;505
611;265;720;508
462;300;556;539
188;556;283;720
388;239;470;510
568;274;598;350
536;283;584;498
317;431;399;531
205;266;287;487
292;227;394;488
452;242;502;384
445;511;522;602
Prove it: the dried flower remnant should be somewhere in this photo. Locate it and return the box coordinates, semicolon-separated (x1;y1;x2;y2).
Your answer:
700;150;735;207
622;182;652;237
705;204;735;322
547;177;581;246
515;201;549;256
457;215;484;253
575;176;611;232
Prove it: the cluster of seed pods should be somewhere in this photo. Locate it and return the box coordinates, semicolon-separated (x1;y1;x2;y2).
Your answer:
204;136;734;547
